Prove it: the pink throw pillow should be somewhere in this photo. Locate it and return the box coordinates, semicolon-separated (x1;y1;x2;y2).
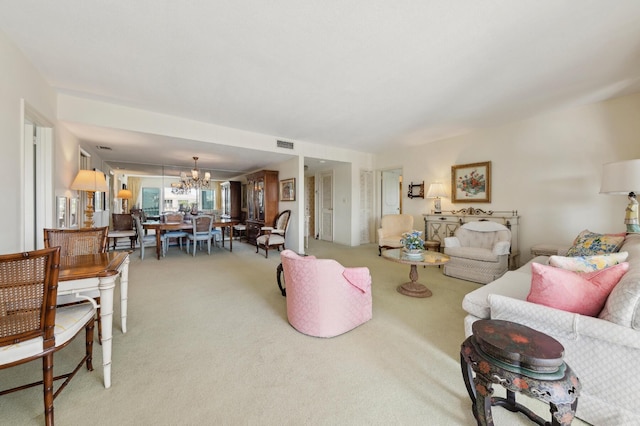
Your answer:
527;262;629;316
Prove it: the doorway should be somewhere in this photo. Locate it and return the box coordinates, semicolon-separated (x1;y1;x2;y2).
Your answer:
22;103;54;251
381;168;402;216
319;171;333;241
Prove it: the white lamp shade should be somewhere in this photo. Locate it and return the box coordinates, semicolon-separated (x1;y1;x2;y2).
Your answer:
600;159;640;194
426;182;447;198
70;170;108;192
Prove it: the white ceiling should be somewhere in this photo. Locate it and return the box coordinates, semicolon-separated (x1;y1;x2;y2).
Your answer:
2;1;640;176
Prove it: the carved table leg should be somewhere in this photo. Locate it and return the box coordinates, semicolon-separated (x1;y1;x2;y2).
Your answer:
396;264;432;297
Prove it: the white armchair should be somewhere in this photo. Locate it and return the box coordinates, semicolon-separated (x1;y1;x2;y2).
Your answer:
377;214;414;256
443;221;511;284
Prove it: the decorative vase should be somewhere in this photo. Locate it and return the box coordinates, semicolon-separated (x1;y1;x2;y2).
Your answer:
403;247;424;259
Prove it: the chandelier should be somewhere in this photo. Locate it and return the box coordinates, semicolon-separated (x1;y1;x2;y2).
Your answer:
171;156;211;194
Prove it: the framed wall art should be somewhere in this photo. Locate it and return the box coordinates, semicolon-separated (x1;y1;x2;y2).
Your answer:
56;196;67;228
68;197;79;228
280;178;296;201
451;161;491;203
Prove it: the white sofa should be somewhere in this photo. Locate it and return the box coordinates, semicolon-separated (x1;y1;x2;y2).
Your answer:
462;233;640;425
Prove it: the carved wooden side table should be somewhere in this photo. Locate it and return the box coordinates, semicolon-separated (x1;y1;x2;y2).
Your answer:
461;319;581;426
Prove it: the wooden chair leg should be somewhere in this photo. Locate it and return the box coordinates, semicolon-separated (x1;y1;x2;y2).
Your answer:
96;297;102;345
86;318;95;371
42;353;54;426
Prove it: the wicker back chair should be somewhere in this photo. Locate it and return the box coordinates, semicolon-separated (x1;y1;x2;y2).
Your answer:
43;226;109;256
161;213;188;256
186;215;214;256
43;226;108;342
0;247;96;426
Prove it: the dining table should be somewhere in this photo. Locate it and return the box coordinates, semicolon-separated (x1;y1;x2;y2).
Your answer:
58;251;130;389
142;218;240;260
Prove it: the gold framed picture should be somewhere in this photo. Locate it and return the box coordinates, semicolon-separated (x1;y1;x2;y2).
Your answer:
280;178;295;201
451;161;491;203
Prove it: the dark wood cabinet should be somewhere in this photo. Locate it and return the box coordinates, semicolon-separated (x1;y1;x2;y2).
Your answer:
246;170;279;245
221;181;241;219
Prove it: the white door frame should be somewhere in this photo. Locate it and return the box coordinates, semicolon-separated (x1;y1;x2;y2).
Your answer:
21;100;54;251
319;171;334;241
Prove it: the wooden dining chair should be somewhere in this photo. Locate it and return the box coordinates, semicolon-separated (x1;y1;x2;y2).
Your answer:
256;210;291;258
43;226;109;256
162;212;188;256
0;247;96;426
110;213;137;250
133;215;161;260
186;215;214;256
43;226;108;342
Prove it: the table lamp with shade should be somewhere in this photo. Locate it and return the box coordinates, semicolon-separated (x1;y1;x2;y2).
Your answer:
117;185;133;213
71;169;108;228
426;182;447;214
599;159;640;233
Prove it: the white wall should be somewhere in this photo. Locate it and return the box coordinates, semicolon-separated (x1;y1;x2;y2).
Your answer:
375;92;640;263
0;31;113;252
0;31;56;252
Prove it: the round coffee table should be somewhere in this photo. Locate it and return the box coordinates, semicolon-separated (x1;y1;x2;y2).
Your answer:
381;248;450;297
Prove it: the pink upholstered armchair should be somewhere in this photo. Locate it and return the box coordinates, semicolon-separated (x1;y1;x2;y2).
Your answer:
280;249;373;338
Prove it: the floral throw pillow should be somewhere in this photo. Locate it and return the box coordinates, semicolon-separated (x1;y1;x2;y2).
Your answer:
548;252;628;272
565;229;626;257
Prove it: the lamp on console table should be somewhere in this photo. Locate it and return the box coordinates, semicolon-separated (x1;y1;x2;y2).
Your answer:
600;159;640;233
426;182;447;214
117;184;133;213
71;169;108;228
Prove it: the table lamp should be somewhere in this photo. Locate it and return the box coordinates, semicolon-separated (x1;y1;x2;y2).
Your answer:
426;182;447;214
71;170;108;228
599;159;640;233
117;185;133;213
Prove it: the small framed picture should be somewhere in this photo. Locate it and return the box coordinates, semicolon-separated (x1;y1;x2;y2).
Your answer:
56;196;67;228
451;161;491;203
280;178;296;201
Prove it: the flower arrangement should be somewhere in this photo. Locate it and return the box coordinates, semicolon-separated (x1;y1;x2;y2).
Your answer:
400;230;425;251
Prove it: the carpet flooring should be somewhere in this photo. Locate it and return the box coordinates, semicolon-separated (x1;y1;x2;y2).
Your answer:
0;239;589;425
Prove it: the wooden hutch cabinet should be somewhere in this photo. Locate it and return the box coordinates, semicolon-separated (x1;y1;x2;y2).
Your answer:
220;181;241;219
246;170;279;245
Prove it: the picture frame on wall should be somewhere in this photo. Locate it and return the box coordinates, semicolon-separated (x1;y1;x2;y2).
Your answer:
451;161;491;203
69;197;78;228
280;178;295;201
56;196;67;228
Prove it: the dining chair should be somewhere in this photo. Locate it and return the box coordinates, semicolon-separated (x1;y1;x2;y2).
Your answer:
110;213;137;250
133;215;161;260
211;227;223;248
161;212;188;256
186;215;214;256
43;226;109;256
0;247;96;426
43;226;108;343
256;210;291;258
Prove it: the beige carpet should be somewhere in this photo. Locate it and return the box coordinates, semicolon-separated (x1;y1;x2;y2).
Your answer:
0;239;589;425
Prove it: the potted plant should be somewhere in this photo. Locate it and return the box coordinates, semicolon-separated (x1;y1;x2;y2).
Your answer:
401;230;425;258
